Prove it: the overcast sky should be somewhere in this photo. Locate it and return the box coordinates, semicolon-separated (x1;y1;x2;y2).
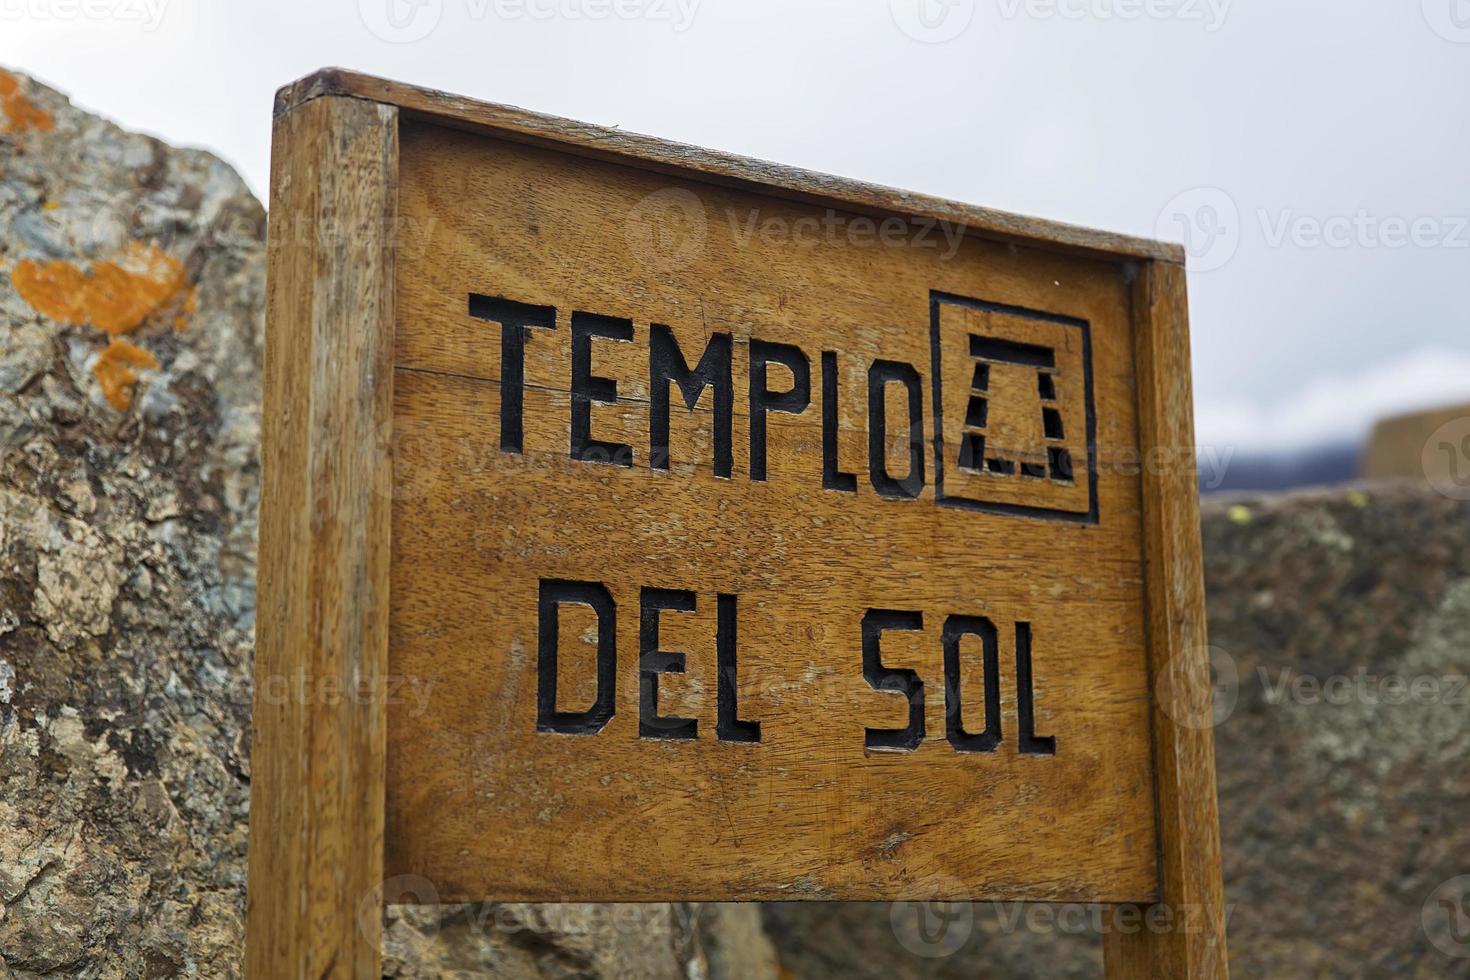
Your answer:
3;0;1467;456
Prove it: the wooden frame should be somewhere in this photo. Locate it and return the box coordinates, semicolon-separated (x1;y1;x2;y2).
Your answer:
246;68;1226;978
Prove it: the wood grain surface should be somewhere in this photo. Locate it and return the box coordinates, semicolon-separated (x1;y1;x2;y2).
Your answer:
245;95;398;978
1102;262;1228;977
383;121;1161;904
274;67;1182;266
249;70;1228;977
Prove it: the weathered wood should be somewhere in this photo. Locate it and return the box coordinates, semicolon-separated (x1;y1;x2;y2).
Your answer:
274;67;1183;266
1102;261;1228;977
383;121;1158;904
245;95;398;979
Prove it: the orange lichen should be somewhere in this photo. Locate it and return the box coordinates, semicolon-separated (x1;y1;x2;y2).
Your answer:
12;242;187;335
173;286;198;331
0;69;54;134
92;339;158;411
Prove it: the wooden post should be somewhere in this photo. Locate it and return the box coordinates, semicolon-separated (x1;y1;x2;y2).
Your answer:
1103;260;1228;977
245;95;398;979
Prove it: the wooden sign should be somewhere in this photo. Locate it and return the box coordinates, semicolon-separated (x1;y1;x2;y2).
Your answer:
247;69;1226;978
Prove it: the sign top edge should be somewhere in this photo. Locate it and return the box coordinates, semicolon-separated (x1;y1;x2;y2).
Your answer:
274;67;1186;266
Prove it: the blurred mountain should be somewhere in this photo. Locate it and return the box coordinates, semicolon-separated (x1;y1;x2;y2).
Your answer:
1201;441;1362;494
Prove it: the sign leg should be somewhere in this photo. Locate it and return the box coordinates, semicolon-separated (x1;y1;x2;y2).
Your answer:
245;94;399;979
1103;262;1228;977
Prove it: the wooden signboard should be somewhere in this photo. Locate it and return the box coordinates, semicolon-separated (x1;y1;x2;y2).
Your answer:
246;69;1226;978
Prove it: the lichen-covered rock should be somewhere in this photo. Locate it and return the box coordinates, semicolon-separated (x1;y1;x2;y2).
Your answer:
0;68;265;977
1202;484;1470;978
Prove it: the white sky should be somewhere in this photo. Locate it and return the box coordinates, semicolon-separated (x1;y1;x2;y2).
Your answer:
3;0;1467;454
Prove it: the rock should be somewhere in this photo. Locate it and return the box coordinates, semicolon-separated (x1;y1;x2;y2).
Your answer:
0;66;264;979
382;902;777;978
1201;483;1470;978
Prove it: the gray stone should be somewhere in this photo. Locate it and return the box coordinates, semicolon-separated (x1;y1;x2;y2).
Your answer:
0;65;263;979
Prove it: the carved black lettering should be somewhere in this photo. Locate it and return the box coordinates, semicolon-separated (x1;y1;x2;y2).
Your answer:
716;593;761;743
570;311;634;466
1015;621;1057;755
969;334;1056;368
821;351;858;493
468;293;556;454
862;609;925;751
749;339;811;482
942;615;1001;753
867;360;925;499
649;324;733;477
537;579;616;735
639;587;699;740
